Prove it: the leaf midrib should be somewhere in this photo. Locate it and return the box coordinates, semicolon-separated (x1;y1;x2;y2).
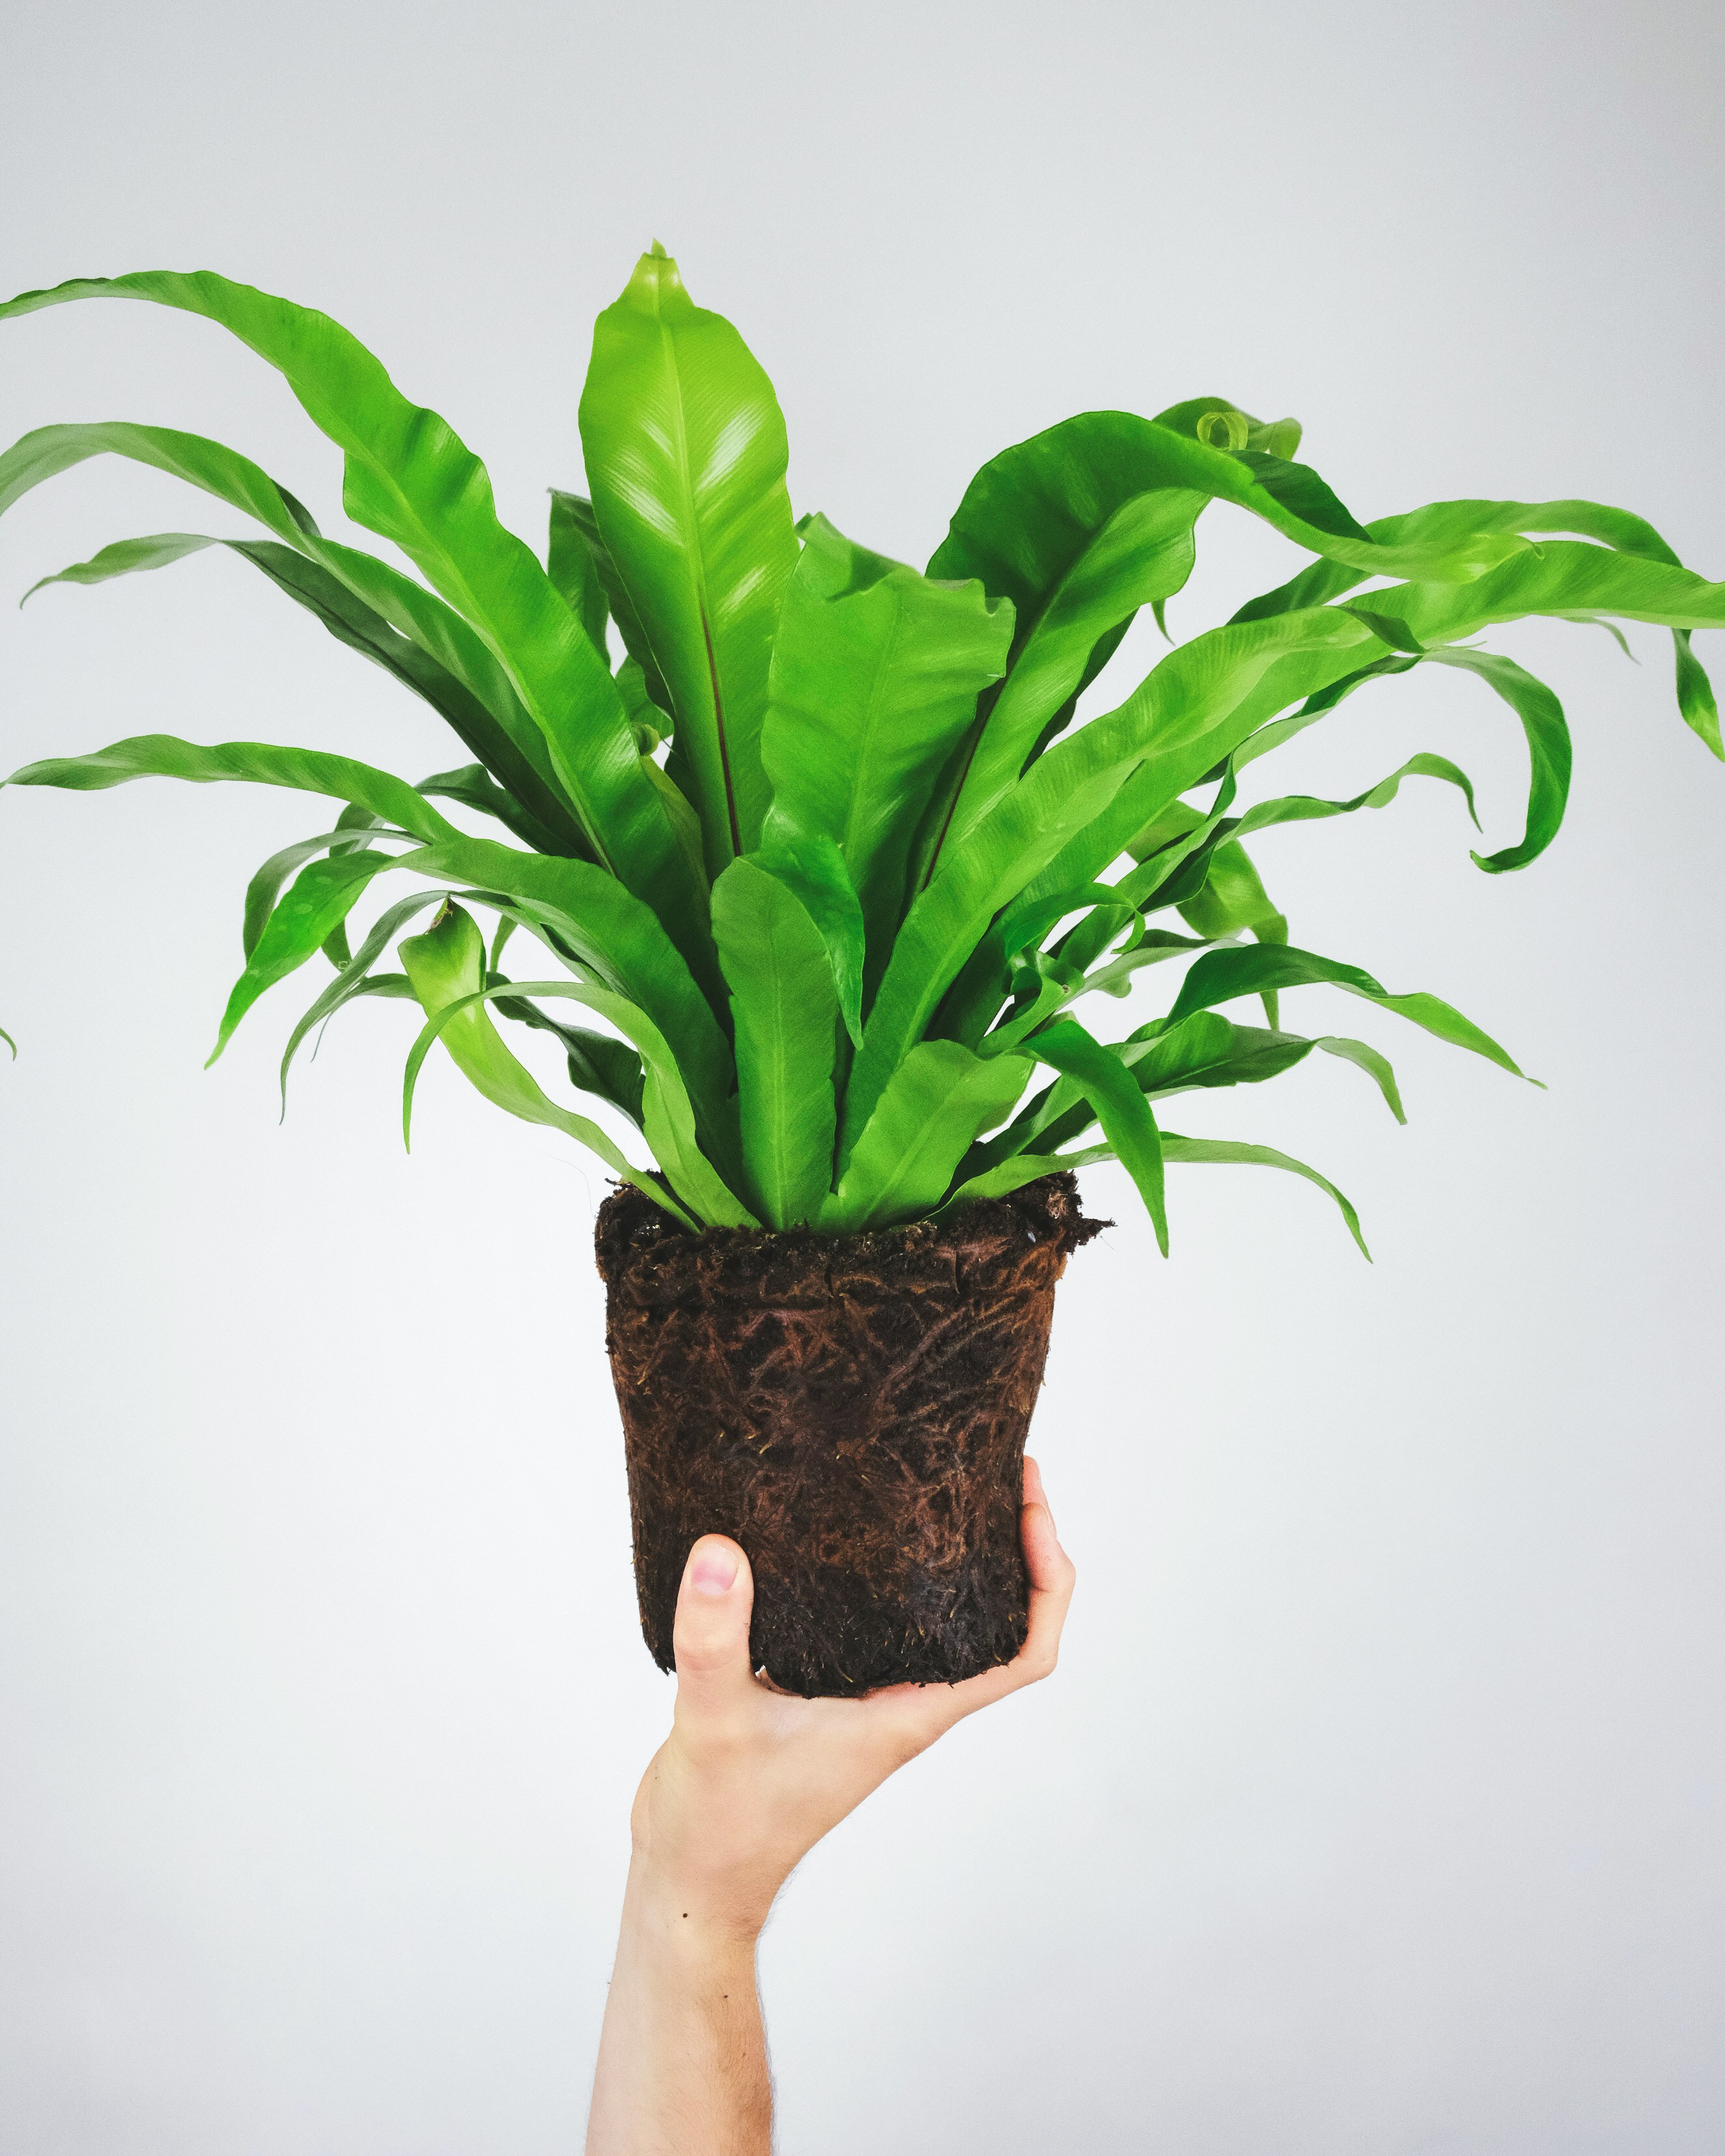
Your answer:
657;316;742;863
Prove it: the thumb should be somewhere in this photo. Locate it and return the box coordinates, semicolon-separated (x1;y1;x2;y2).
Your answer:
671;1534;757;1720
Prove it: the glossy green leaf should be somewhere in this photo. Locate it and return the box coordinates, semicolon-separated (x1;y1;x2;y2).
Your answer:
7;253;1722;1261
257;829;736;1161
985;1011;1405;1172
1235;497;1724;761
279;888;453;1107
918;412;1523;880
935;409;1521;611
545;489;610;651
762;512;1014;980
822;1040;1031;1231
404;971;756;1229
1174;833;1285;934
9;450;590;852
491;1003;646;1130
936;1141;1116;1213
4;732;458;842
753;820;867;1048
0;273;712;953
389;833;734;1138
1421;647;1573;873
981;953;1081;1056
415;764;563;853
397;904;681;1215
1151;398;1303;460
210;848;396;1062
845;605;1388;1151
546;490;673;712
927;415;1207;851
1315;1033;1406;1121
1025;1018;1168;1252
1161;1133;1369;1257
711;858;839;1227
578;244;796;870
1164;942;1528;1079
243;822;390;960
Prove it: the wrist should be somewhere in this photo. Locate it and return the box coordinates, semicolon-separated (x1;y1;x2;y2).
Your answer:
623;1852;777;1955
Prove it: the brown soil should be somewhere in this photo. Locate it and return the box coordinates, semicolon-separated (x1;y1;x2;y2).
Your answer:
595;1173;1104;1696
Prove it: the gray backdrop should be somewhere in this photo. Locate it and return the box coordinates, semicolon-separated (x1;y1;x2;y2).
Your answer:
3;2;1721;2149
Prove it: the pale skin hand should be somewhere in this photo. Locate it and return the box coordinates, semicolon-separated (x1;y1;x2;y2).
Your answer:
585;1456;1076;2156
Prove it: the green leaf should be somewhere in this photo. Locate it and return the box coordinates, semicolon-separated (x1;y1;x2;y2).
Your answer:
938;410;1519;613
217;821;735;1170
1423;647;1573;873
753;820;867;1048
244;822;389;960
3;732;459;842
936;882;1134;1049
936;1141;1116;1214
973;1011;1316;1172
404;970;757;1229
762;512;1014;981
22;528;217;594
388;833;735;1140
821;1040;1032;1231
1025;1017;1168;1252
578;244;797;871
1177;836;1286;942
398;903;683;1218
211;849;396;1062
918;412;1524;885
982;953;1081;1055
9;468;589;854
279;889;453;1107
1235;497;1724;761
546;490;673;712
845;605;1389;1152
1315;1034;1406;1122
414;764;562;853
1160;1133;1369;1257
1164;942;1530;1079
0;273;712;956
492;1005;646;1129
1029;611;1416;910
545;490;610;651
1674;630;1720;757
710;858;839;1228
927;415;1207;849
615;654;673;751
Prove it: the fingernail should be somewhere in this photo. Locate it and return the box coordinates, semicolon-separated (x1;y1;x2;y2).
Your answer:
690;1542;740;1597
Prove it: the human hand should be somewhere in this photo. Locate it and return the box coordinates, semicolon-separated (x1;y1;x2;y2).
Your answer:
586;1459;1075;2153
626;1454;1077;1944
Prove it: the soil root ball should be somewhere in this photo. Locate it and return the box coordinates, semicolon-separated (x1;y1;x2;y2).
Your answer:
595;1172;1104;1696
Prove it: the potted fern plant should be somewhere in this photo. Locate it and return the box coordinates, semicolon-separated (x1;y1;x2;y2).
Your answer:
3;247;1720;1694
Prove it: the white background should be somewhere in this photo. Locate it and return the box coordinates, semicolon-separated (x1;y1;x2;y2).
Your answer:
3;2;1722;2149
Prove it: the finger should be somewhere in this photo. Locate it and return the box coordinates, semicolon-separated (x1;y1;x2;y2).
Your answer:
1022;1452;1054;1532
671;1535;758;1723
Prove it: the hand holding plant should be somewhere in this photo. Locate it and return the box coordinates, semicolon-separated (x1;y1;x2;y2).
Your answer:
585;1459;1075;2155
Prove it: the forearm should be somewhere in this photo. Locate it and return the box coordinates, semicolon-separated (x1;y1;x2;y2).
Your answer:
586;1860;772;2156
